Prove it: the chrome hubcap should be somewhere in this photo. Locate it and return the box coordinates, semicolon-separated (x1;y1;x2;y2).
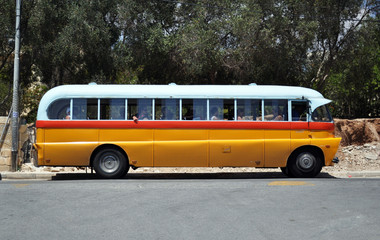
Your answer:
100;154;120;173
296;152;315;172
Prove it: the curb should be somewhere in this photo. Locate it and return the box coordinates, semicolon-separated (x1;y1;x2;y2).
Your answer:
345;171;380;178
0;172;56;180
1;171;380;180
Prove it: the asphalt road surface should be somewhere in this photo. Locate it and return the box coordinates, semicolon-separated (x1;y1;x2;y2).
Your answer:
1;173;380;240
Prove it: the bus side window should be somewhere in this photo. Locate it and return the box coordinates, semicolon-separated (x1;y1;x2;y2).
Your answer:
182;99;207;120
264;100;288;121
73;99;98;120
237;99;262;121
182;99;193;120
209;99;234;120
292;101;308;121
155;99;179;120
100;99;125;120
47;99;70;120
128;99;152;120
209;100;223;120
223;99;234;120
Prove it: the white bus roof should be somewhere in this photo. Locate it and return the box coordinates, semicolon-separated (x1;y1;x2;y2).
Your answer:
37;84;331;120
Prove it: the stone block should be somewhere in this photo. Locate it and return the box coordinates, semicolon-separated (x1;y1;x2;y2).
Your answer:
1;149;11;158
19;125;29;144
0;116;7;123
0;156;11;165
0;165;10;171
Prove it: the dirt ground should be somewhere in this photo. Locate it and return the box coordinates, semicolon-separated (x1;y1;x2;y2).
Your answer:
21;118;380;176
332;118;380;171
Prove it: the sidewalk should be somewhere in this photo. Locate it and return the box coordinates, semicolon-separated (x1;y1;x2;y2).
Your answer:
1;170;380;180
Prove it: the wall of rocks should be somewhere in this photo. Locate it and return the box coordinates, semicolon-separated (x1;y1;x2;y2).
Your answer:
0;117;33;171
334;118;380;146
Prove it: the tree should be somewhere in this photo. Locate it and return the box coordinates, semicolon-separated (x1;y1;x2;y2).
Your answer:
0;0;379;119
325;14;380;118
23;0;120;87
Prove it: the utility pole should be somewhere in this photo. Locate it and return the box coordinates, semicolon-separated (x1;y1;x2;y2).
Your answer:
11;0;21;172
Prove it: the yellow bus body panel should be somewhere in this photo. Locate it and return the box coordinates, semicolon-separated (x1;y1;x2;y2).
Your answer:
35;128;45;166
311;138;341;166
43;129;98;166
35;127;340;168
209;130;264;167
264;130;290;167
99;129;153;167
154;129;208;167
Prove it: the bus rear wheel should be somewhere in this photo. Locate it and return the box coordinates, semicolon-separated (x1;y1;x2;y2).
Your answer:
288;150;322;178
93;147;128;179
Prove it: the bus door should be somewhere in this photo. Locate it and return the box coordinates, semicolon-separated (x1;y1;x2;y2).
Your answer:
290;100;311;156
153;99;208;167
264;100;290;167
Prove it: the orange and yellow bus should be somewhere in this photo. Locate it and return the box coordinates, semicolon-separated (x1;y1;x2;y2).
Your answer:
35;83;340;178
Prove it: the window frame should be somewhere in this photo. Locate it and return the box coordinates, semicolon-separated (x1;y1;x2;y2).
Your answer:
46;97;312;123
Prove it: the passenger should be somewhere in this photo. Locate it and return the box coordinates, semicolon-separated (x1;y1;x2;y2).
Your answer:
210;107;219;120
160;107;168;120
184;109;193;120
65;108;70;120
292;104;307;121
237;109;244;120
273;109;283;121
133;109;149;122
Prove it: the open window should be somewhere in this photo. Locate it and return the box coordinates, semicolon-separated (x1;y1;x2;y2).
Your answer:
182;99;207;120
237;99;262;121
72;99;98;120
127;99;153;120
155;99;179;120
100;99;125;120
291;101;308;122
209;99;234;120
263;100;288;121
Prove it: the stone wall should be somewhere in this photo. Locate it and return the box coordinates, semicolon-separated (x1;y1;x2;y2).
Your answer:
0;116;32;171
0;116;12;171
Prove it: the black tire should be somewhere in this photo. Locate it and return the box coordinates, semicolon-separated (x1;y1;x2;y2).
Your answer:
280;167;290;177
288;150;322;178
93;147;129;179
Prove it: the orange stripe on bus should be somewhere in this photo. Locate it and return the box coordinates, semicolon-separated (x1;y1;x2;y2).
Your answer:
36;120;334;131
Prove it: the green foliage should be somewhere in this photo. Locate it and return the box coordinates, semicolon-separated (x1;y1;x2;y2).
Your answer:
324;14;380;118
21;82;49;123
0;0;379;120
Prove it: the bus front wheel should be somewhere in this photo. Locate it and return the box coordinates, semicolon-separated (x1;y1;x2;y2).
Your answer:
288;150;322;178
93;147;128;179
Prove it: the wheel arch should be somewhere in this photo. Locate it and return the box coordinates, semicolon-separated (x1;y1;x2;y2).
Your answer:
287;145;325;167
90;144;129;167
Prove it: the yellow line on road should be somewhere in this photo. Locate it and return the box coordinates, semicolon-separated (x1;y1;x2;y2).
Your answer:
268;181;315;186
12;184;30;188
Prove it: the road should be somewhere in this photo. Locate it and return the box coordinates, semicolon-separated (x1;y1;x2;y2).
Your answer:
1;173;380;240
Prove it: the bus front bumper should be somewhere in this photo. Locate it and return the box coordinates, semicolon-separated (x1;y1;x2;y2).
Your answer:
332;157;339;164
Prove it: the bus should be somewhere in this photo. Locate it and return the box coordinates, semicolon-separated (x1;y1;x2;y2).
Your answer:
34;83;341;178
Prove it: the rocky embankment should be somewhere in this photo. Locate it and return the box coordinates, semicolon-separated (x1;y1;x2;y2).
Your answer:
331;118;380;173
